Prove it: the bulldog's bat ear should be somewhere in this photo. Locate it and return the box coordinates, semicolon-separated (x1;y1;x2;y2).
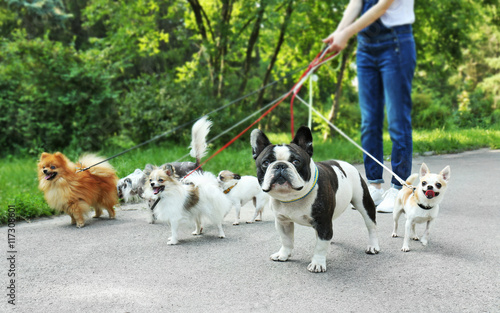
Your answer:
251;129;272;160
292;126;313;157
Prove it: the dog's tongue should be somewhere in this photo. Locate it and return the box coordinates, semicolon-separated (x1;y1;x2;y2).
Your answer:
425;190;435;199
153;187;160;195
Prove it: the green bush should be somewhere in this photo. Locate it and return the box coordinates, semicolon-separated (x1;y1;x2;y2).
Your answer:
454;89;498;128
412;91;453;129
0;30;120;157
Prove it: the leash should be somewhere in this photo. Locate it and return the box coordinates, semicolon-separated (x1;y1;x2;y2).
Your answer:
290;47;340;138
173;99;279;164
182;91;292;179
76;62;315;173
293;94;412;189
183;47;342;179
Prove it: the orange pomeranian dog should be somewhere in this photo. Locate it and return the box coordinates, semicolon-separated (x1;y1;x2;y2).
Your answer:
38;152;118;228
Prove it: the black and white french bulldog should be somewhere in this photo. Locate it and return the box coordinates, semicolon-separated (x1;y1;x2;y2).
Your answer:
251;126;380;273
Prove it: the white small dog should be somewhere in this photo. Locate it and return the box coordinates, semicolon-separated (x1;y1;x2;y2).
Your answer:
145;164;231;245
117;169;147;203
217;170;269;225
392;163;451;252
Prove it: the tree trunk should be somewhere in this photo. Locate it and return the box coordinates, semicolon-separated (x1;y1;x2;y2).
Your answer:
254;0;294;112
238;2;267;94
215;0;234;97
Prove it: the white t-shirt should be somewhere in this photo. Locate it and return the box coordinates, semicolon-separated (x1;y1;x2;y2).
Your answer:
380;0;415;27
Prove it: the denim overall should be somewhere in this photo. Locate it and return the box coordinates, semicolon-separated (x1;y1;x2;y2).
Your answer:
356;0;416;188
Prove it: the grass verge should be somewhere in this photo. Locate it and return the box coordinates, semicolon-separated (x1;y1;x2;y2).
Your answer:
1;127;498;224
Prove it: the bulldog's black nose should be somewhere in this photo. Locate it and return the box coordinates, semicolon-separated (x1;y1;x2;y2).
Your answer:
275;163;287;170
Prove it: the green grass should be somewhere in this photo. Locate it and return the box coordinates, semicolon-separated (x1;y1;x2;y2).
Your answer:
1;127;499;224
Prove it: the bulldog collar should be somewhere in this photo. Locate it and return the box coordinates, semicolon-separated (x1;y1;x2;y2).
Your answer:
279;165;319;203
223;183;238;194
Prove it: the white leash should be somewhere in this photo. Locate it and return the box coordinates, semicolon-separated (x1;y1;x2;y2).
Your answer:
294;94;411;189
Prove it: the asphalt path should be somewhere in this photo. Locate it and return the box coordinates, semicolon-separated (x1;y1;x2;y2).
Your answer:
2;149;499;312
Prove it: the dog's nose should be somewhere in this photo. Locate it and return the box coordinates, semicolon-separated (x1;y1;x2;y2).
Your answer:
427;185;434;190
150;183;155;187
43;169;48;174
275;163;287;170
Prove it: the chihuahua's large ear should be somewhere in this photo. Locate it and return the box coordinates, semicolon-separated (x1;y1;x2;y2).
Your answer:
251;129;272;160
291;126;313;157
161;164;176;177
420;163;430;177
440;165;451;182
143;164;154;176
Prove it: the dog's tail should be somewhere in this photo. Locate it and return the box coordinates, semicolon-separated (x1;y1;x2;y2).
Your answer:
78;154;117;178
183;170;218;188
405;173;419;186
185;171;232;217
189;116;212;166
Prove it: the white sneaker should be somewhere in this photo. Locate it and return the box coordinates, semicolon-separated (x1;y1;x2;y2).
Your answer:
369;185;385;206
376;187;400;213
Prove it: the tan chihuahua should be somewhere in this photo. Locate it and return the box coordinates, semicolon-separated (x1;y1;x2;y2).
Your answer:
392;163;451;252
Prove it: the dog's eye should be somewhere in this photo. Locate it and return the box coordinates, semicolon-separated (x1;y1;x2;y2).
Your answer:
159;179;164;183
292;160;301;167
50;166;56;170
422;181;427;187
262;160;270;168
436;183;442;189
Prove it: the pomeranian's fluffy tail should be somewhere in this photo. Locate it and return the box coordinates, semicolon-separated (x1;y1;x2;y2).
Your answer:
78;154;117;178
189;116;212;165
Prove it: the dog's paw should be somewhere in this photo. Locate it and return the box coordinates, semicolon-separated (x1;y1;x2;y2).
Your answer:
420;238;428;246
270;251;290;262
232;221;240;226
307;255;327;273
307;261;327;273
401;246;410;252
391;233;398;238
218;234;225;239
411;236;420;241
365;246;380;255
167;239;179;245
76;222;85;228
192;230;202;236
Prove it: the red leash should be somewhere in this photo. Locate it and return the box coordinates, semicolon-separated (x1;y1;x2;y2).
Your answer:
184;47;339;179
290;48;339;138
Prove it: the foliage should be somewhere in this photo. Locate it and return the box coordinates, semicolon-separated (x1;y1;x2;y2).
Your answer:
0;0;499;156
0;30;120;156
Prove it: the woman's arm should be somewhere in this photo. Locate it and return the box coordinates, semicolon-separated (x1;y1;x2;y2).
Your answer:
323;0;395;52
